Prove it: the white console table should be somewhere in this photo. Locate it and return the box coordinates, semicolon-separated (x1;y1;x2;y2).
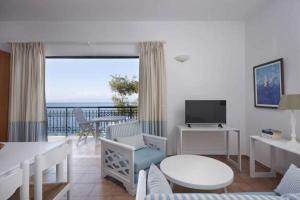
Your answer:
177;125;241;171
250;136;300;178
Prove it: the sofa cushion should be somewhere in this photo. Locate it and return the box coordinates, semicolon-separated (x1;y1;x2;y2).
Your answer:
275;164;300;195
134;148;165;173
116;134;146;150
147;164;172;194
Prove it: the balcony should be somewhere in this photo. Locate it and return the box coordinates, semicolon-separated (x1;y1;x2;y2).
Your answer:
47;106;138;136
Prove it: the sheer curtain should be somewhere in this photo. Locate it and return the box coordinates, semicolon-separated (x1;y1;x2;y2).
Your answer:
8;42;48;142
138;41;167;137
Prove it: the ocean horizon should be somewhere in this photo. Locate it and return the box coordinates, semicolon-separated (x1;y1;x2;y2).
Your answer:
46;102;115;107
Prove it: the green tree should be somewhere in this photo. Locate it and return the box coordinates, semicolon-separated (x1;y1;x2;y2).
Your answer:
109;75;138;107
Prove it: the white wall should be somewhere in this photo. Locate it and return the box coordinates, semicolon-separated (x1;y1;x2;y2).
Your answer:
245;0;300;172
0;21;246;155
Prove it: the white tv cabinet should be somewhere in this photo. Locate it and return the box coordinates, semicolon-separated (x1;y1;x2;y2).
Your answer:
177;125;241;171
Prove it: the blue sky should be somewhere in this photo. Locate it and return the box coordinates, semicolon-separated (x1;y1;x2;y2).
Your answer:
46;58;139;102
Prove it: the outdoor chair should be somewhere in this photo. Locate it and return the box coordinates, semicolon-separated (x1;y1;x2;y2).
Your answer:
73;108;96;145
100;121;167;195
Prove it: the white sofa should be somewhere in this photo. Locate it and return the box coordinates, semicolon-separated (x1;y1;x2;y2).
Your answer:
135;170;300;200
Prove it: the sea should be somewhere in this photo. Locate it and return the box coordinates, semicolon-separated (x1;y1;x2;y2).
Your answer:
46;102;115;107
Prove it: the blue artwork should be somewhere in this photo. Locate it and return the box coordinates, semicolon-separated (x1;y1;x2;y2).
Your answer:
254;60;283;108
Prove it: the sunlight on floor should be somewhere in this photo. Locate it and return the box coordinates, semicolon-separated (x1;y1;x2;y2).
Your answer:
48;136;101;158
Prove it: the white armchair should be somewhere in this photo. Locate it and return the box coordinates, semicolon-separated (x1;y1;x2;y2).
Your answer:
100;121;167;195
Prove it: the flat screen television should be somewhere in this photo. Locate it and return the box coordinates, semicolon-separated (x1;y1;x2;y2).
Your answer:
185;100;226;125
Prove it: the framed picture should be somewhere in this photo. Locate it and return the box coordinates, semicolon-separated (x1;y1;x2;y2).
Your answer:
253;58;284;108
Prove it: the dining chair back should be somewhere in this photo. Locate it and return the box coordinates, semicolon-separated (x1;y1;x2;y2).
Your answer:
73;108;96;144
73;108;89;129
0;160;29;200
34;140;72;200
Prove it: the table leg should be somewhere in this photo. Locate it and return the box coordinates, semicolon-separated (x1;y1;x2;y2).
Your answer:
270;146;276;177
170;182;174;190
56;162;64;182
67;151;72;199
95;122;100;144
225;131;229;159
237;130;241;171
250;137;255;177
224;187;228;193
176;129;178;154
180;131;183;154
226;130;242;171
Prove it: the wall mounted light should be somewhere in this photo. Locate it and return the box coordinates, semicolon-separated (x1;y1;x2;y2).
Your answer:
174;55;190;63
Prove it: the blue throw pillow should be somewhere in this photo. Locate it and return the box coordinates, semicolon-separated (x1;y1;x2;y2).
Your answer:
147;164;172;194
275;164;300;195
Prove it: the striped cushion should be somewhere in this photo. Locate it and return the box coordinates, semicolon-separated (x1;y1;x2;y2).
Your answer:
145;193;284;200
107;121;142;139
116;134;146;150
147;164;172;194
275;164;300;195
282;193;300;200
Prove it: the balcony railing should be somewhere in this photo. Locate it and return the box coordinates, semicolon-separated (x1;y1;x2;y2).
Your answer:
47;106;138;136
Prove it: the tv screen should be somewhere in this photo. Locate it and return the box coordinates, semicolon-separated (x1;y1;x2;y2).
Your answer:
185;100;226;124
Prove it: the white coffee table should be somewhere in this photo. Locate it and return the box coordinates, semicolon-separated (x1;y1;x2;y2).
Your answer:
160;155;234;192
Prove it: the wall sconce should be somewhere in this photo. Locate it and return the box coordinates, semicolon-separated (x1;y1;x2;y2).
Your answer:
175;55;190;63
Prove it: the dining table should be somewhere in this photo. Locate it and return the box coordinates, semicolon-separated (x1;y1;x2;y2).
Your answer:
0;141;66;177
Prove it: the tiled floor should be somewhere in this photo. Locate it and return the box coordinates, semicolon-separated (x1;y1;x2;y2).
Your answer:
44;136;282;200
47;136;134;200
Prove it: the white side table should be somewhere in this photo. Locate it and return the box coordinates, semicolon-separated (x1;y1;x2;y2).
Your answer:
160;155;234;192
250;136;300;177
177;125;242;171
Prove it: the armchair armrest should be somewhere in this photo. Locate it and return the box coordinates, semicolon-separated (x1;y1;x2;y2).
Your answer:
100;138;135;185
100;137;135;151
142;134;167;154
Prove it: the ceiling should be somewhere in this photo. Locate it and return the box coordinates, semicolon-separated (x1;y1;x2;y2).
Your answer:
0;0;271;21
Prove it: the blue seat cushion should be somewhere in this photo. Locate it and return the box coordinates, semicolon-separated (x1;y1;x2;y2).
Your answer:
134;147;165;173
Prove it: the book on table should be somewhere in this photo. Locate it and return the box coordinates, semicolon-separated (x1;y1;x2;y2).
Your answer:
261;129;282;139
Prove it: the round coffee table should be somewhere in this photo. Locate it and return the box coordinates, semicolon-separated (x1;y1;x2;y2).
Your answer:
160;155;234;192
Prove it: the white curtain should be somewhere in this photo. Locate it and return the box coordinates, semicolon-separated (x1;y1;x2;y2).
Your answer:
138;41;167;137
8;42;48;142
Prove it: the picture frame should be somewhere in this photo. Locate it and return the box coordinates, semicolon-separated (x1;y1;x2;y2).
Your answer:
253;58;284;108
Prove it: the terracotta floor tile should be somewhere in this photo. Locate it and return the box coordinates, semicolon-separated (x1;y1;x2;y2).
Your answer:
70;183;95;197
89;183;114;196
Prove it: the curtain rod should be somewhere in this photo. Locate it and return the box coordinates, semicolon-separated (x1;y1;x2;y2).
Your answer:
8;41;167;45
